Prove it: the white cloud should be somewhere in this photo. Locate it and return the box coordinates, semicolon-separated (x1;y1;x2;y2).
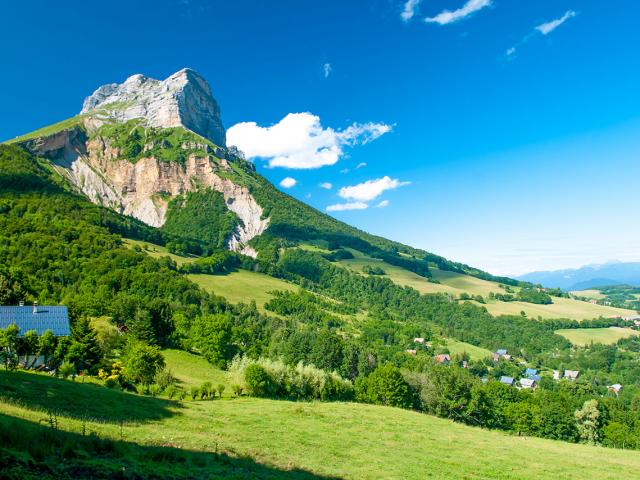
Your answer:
425;0;491;25
355;162;367;169
376;200;390;208
323;63;332;78
506;47;516;56
536;10;576;35
227;112;391;169
326;202;369;212
338;176;410;202
401;0;421;22
319;182;333;190
279;177;297;188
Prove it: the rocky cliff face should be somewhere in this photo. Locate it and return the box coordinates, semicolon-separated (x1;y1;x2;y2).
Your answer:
81;68;226;147
19;69;270;257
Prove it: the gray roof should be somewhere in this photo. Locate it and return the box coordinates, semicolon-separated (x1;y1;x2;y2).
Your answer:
525;368;538;376
496;349;508;355
0;306;70;337
500;376;514;385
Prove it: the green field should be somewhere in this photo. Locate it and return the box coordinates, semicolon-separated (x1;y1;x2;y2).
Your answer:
571;289;606;300
444;338;493;361
556;327;639;346
336;249;636;321
188;270;296;311
4;115;82;144
162;348;231;391
124;238;199;266
2;369;640;479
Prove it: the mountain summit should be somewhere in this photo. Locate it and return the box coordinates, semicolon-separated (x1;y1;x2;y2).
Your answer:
81;68;226;147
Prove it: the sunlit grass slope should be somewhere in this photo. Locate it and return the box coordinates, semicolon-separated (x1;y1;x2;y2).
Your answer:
336;248;637;321
2;370;640;479
188;270;296;311
556;327;639;346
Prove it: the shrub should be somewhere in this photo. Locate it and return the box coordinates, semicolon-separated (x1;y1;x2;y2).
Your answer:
355;364;413;409
231;384;243;396
189;385;199;400
148;384;162;397
217;384;226;398
200;382;213;399
155;369;176;390
59;361;75;379
244;364;273;397
165;385;179;400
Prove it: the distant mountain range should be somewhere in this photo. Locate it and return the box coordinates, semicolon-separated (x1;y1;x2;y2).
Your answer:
516;262;640;291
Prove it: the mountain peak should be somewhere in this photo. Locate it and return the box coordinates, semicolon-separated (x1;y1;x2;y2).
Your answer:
80;68;226;146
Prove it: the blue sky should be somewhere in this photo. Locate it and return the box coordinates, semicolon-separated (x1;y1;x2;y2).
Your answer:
2;0;639;275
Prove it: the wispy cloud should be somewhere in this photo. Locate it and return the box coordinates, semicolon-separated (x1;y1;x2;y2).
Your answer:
338;176;410;202
536;10;577;35
227;112;391;169
323;63;332;78
319;182;333;190
279;177;297;188
506;10;578;59
401;0;422;22
376;200;390;208
326;202;368;212
355;162;367;169
425;0;491;25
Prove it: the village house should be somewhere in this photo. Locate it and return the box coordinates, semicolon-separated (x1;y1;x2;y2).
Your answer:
608;384;622;396
524;368;537;378
564;370;580;381
413;337;425;344
0;303;71;368
519;378;537;389
434;354;450;365
499;376;514;386
553;370;561;380
405;349;417;356
492;349;511;362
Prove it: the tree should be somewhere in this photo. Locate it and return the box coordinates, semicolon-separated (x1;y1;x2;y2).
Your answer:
355;364;413;409
67;318;101;373
128;308;156;344
19;330;39;368
39;330;56;368
192;314;233;368
123;341;165;386
0;325;19;370
244;364;273;397
575;399;602;445
602;421;635;449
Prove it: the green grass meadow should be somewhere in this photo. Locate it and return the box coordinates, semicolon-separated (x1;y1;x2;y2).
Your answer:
556;327;639;346
1;368;640;479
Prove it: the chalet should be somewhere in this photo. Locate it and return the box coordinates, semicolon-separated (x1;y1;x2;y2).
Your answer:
0;304;70;337
524;368;538;378
405;349;417;356
608;384;622;396
413;337;425;344
499;376;514;386
493;349;511;362
434;354;450;365
564;370;580;381
519;378;536;389
0;304;70;368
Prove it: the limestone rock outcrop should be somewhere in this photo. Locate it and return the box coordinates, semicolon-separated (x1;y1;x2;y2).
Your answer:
81;68;226;147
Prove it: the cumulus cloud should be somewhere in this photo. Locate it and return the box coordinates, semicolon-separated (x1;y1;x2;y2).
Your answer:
319;182;333;190
326;202;369;212
227;113;391;169
536;10;576;35
323;63;332;78
425;0;491;25
401;0;422;21
376;200;390;208
338;176;410;202
279;177;297;188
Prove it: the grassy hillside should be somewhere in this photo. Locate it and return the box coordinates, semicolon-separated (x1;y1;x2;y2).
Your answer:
335;248;636;321
444;338;492;360
556;327;639;346
188;270;296;311
1;370;639;479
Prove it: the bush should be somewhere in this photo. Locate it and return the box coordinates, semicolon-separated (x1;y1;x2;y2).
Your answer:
59;361;75;379
165;385;179;399
244;364;273;397
189;385;199;400
355;364;413;409
229;356;353;401
148;384;162;397
155;369;176;390
217;384;226;398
